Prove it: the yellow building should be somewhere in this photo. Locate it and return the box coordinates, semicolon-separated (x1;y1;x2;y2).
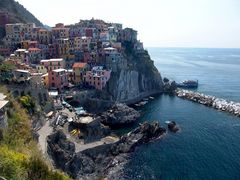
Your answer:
41;73;49;88
58;38;70;57
73;63;89;84
38;29;51;44
36;65;48;74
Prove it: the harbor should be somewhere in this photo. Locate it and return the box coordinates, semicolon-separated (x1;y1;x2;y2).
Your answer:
175;89;240;117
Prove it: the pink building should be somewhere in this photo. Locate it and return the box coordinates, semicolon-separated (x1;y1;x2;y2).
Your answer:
48;69;69;90
41;58;65;71
84;66;111;90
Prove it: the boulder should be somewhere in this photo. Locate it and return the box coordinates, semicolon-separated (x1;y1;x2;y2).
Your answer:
99;103;141;128
167;121;180;133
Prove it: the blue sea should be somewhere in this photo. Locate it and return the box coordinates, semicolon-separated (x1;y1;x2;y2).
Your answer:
123;48;240;180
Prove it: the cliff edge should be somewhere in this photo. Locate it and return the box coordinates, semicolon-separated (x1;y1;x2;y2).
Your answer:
105;42;163;103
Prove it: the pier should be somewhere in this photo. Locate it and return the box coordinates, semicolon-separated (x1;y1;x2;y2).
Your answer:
175;89;240;117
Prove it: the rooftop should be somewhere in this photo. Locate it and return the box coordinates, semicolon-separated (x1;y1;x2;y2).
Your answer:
92;66;104;71
0;93;6;101
28;48;41;51
41;73;48;77
53;69;66;73
73;63;87;68
0;100;8;110
15;49;27;52
15;69;30;73
104;47;117;51
41;58;63;62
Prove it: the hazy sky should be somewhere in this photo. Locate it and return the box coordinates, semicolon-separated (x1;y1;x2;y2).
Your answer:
17;0;240;48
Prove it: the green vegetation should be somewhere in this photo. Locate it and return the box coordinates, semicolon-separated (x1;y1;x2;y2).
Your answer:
0;63;16;72
0;63;15;84
19;95;35;113
0;86;71;180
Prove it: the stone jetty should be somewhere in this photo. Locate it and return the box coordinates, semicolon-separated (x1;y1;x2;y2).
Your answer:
175;89;240;117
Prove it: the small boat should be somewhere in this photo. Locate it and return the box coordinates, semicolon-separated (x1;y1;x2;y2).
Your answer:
139;101;148;106
149;96;154;100
177;80;198;88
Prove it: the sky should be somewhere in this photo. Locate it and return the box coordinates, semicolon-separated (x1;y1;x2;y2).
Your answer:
17;0;240;48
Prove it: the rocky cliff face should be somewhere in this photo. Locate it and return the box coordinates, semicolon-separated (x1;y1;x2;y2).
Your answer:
105;44;163;103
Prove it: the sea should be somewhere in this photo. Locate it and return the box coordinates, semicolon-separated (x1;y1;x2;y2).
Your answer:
122;48;240;180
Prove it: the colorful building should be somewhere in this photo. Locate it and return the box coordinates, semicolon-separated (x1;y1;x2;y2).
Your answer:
52;24;70;40
41;73;49;88
36;64;48;74
14;49;29;64
4;23;35;47
84;66;111;90
38;29;52;45
73;62;89;84
28;47;42;64
13;69;31;83
74;36;91;51
48;69;69;90
40;58;65;71
121;28;137;43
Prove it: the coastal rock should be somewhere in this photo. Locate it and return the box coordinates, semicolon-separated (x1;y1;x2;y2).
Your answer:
111;122;166;154
47;122;166;179
164;80;177;93
105;47;163;103
70;119;111;143
167;121;180;133
176;89;240;117
99;103;141;128
47;130;75;171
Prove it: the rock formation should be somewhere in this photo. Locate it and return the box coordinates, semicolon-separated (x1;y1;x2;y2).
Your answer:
47;122;166;179
176;89;240;117
167;121;180;133
98;103;141;128
105;43;163;103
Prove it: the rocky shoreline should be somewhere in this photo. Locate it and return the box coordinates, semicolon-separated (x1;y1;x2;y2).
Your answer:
176;89;240;117
47;121;166;179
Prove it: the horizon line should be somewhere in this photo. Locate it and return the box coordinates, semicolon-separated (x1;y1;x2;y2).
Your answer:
145;46;240;49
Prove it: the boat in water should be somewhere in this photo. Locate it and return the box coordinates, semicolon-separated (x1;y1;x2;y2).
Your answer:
177;80;198;88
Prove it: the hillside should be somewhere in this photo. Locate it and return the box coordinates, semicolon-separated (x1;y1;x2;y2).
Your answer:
0;86;70;180
0;0;43;26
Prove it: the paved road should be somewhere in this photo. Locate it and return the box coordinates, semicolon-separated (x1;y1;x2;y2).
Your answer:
37;120;53;154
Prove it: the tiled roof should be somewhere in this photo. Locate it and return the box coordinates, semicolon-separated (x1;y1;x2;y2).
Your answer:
73;63;87;68
28;48;41;51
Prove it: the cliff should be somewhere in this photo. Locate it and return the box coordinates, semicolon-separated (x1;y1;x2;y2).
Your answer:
104;42;163;103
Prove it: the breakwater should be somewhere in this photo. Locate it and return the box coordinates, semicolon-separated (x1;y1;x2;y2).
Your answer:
175;89;240;117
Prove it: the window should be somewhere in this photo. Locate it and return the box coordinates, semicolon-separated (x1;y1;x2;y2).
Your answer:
52;77;54;80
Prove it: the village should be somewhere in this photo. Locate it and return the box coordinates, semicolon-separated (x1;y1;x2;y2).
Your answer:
0;17;150;157
0;17;144;92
